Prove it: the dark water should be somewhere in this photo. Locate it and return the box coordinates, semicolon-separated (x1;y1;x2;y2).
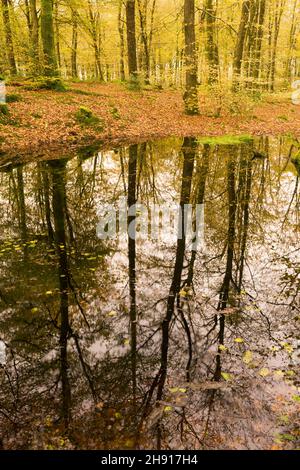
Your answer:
0;136;299;450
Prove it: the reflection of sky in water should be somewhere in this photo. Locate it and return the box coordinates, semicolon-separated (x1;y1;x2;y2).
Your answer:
0;136;299;450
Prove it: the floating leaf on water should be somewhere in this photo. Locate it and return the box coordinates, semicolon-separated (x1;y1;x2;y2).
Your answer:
243;350;253;364
277;433;296;442
274;370;284;378
107;310;117;317
259;368;270;377
292;395;300;402
285;370;295;377
221;372;232;381
283;343;293;354
279;415;289;424
234;337;244;343
164;406;173;412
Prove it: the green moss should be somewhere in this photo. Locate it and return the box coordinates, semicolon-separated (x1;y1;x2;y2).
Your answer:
0;103;9;115
75;106;104;129
197;134;253;146
24;77;67;92
110;106;121;120
6;93;22;103
277;115;289;121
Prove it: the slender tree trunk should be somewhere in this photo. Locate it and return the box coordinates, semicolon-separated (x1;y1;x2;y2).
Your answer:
156;137;196;403
54;0;61;69
232;0;251;91
29;0;39;75
286;0;298;82
183;0;199;115
88;1;104;80
126;0;138;82
269;0;286;91
1;0;17;75
205;0;219;85
71;9;78;78
249;0;266;90
127;144;138;405
41;0;58;76
214;148;237;381
118;0;126;81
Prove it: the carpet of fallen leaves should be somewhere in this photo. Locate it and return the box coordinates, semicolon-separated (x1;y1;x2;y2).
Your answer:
1;82;300;162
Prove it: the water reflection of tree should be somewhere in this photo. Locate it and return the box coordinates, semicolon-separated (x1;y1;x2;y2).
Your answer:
0;137;299;449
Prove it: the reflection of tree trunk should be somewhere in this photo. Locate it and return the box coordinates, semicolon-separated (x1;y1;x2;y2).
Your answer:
248;0;266;90
214;148;237;381
187;143;209;285
49;160;71;428
16;167;28;261
232;0;250;91
236;144;253;290
156;138;196;402
41;163;54;243
128;145;138;404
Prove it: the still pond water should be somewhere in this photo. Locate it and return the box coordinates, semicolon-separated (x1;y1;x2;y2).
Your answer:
0;136;299;450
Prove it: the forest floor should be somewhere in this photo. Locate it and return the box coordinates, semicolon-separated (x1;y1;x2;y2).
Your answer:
1;81;300;161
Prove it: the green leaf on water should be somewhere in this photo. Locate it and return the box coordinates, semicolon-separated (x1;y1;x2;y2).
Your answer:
234;337;244;343
292;395;300;402
243;350;253;364
164;406;173;412
221;372;232;381
259;368;270;377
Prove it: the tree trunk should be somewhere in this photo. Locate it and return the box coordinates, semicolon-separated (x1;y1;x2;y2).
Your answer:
1;0;17;75
41;0;58;76
29;0;39;75
232;0;251;91
205;0;219;85
126;0;138;82
118;0;126;81
249;0;266;90
71;9;78;78
183;0;199;115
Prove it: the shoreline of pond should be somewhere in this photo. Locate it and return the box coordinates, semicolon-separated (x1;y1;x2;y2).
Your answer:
1;82;300;164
